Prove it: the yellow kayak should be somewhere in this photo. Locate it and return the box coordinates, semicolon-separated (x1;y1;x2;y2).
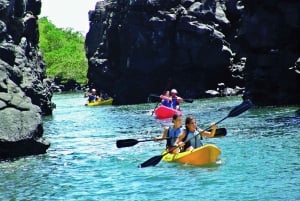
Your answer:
84;98;113;106
162;144;221;166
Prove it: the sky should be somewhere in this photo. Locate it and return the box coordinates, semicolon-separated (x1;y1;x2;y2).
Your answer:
40;0;101;34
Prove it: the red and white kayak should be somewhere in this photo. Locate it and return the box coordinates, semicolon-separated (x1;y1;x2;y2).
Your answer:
154;105;183;119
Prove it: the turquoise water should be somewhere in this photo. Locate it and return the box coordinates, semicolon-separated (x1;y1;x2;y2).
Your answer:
1;93;299;200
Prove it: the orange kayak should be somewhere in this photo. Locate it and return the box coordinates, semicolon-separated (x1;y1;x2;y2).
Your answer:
162;144;221;166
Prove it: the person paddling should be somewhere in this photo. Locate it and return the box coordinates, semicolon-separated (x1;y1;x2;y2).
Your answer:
170;89;183;110
84;88;99;103
159;90;171;107
174;115;216;152
154;114;183;153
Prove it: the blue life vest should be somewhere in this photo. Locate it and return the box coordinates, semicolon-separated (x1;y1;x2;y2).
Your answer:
88;94;97;102
161;99;171;107
166;127;182;147
182;129;203;150
171;97;179;109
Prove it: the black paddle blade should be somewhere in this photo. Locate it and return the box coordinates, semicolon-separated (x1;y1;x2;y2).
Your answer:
228;99;253;118
138;155;163;168
116;139;139;148
183;98;193;103
208;128;227;137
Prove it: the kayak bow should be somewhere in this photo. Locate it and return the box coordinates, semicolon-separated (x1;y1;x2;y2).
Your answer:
162;144;221;166
154;105;183;119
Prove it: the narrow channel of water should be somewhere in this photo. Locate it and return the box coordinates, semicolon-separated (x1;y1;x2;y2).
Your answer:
0;93;299;200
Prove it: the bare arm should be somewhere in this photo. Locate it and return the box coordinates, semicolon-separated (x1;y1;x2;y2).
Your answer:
200;123;217;138
160;95;171;101
154;127;169;141
176;96;183;103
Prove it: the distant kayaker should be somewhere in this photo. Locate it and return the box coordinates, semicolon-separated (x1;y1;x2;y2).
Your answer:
174;115;216;152
159;89;183;110
154;114;183;153
84;88;99;103
159;90;171;107
170;89;183;110
101;92;109;100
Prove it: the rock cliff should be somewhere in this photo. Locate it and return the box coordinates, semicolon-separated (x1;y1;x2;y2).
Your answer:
0;0;54;158
85;0;300;106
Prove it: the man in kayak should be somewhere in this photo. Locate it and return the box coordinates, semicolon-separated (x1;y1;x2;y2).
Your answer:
154;114;183;153
84;89;99;103
170;89;183;110
173;115;216;152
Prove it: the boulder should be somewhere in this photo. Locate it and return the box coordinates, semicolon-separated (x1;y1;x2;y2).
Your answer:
0;0;53;159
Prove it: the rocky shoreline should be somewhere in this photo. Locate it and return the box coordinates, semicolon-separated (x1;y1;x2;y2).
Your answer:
0;0;54;159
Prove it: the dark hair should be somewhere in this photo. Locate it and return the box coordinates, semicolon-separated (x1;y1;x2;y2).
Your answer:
172;114;182;122
185;115;195;126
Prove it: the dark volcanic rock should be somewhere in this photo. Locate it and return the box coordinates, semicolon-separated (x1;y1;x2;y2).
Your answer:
86;0;300;106
235;0;300;106
0;0;54;158
85;0;235;105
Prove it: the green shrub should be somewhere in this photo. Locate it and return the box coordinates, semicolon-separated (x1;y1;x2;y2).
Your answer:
38;17;88;85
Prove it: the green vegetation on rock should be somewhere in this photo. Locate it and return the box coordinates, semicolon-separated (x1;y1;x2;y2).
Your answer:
38;17;88;85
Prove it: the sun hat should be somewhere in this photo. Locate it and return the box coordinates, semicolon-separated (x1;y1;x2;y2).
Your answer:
171;89;177;94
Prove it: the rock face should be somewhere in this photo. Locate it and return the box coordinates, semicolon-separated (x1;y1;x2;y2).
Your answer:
237;0;300;106
85;0;300;106
0;0;53;158
86;0;236;104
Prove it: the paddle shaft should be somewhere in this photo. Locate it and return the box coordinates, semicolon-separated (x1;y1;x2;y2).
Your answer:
149;94;193;103
117;128;226;148
178;99;253;147
151;102;160;116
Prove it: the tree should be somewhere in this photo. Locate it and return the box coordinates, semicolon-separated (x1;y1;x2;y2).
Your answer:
38;17;88;85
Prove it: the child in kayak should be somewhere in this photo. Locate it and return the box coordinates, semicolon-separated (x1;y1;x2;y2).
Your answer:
173;115;216;152
154;114;183;153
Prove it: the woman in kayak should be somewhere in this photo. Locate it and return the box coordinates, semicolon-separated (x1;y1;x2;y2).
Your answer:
155;114;183;153
159;90;171;107
174;115;216;152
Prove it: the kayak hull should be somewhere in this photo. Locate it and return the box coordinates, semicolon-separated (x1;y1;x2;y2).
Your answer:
154;105;183;119
85;98;113;106
162;144;221;166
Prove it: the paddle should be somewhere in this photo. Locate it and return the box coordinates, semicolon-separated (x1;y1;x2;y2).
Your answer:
151;102;161;116
116;137;169;148
138;99;253;168
116;128;227;148
209;127;227;138
149;94;194;103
